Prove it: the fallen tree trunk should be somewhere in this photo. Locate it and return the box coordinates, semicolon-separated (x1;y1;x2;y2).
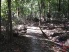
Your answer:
39;26;49;39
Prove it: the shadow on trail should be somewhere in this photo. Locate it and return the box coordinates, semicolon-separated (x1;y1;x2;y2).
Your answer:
0;36;32;52
0;34;54;52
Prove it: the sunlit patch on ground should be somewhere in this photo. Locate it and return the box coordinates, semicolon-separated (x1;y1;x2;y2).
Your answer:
27;26;42;34
27;26;40;30
22;35;34;37
22;35;38;39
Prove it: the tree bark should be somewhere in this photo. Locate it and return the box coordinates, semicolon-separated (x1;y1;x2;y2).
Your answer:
58;0;61;12
58;0;61;20
7;0;12;41
68;0;69;19
38;1;41;26
0;0;1;38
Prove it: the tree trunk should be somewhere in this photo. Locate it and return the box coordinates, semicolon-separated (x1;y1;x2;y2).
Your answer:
30;3;33;24
68;0;69;19
58;0;61;12
58;0;61;20
38;1;41;26
0;0;1;39
17;7;19;19
7;0;12;41
43;9;46;21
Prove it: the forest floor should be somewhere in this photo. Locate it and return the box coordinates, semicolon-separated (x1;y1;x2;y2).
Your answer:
0;25;69;52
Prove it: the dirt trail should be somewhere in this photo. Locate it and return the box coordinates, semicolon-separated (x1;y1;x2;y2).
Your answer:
0;26;69;52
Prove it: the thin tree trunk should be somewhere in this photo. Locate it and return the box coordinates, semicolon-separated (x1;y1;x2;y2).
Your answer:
58;0;61;12
48;2;50;13
7;0;12;41
17;7;19;19
68;0;69;19
0;0;1;38
44;9;46;21
38;1;41;26
57;0;61;20
30;3;33;24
